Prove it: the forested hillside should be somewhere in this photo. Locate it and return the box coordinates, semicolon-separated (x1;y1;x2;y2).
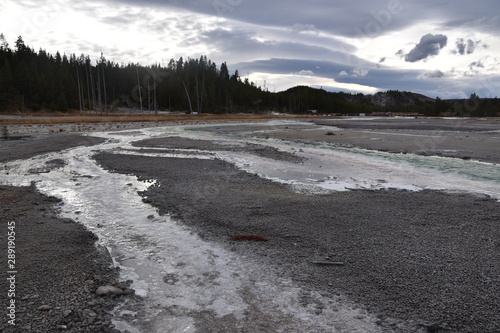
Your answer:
1;34;499;116
0;35;270;113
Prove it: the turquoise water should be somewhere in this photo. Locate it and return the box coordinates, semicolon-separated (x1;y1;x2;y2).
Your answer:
192;125;500;199
328;146;500;183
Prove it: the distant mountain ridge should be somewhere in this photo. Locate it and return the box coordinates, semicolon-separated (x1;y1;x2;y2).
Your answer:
280;86;498;116
345;90;435;107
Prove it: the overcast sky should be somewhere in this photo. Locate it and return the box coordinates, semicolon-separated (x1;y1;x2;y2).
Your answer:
1;0;499;98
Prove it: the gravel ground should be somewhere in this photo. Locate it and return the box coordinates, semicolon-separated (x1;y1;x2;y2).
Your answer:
133;136;305;163
1;120;499;333
94;135;500;333
0;134;105;163
0;185;129;333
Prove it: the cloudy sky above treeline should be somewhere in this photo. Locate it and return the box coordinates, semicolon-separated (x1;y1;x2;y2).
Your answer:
1;0;499;98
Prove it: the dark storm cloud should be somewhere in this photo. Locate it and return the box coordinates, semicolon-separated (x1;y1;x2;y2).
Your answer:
404;34;448;62
97;0;499;40
233;58;449;96
98;0;417;38
440;5;500;34
335;67;440;93
333;67;490;99
233;58;348;78
199;28;363;66
455;38;479;55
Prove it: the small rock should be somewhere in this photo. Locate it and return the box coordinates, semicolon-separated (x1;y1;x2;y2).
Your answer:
96;285;123;296
38;305;52;311
84;309;97;317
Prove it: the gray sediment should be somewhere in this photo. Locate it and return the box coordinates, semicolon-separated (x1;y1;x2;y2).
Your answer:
95;145;500;333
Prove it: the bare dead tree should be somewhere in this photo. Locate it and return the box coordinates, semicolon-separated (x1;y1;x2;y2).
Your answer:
182;80;193;114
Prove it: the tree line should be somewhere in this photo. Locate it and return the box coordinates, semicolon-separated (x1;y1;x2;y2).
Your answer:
0;34;498;116
0;35;266;113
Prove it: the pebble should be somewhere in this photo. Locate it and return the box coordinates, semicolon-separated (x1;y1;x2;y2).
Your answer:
38;305;52;311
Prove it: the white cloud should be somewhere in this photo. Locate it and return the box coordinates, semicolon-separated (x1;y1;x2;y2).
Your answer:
289;23;319;35
296;70;315;75
247;72;379;94
352;67;370;77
